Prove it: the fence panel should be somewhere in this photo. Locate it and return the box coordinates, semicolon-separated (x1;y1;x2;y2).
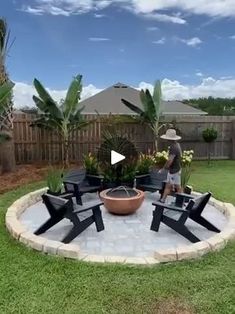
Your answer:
12;113;235;164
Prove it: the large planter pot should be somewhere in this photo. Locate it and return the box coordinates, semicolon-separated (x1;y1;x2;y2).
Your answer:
100;187;145;215
47;189;62;196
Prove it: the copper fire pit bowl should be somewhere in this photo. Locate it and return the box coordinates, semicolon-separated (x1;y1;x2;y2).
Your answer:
100;186;145;215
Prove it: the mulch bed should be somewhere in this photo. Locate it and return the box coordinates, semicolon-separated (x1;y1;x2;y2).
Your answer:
0;165;48;195
0;163;82;195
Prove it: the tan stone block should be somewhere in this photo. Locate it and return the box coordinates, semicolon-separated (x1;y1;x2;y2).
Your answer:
11;223;28;239
77;253;89;260
19;231;33;246
125;257;147;265
5;208;18;218
29;188;46;202
227;217;235;229
28;235;47;251
209;197;217;206
104;255;126;263
223;203;235;218
154;248;177;262
83;255;105;263
213;199;224;211
219;229;235;241
43;240;62;255
5;216;27;239
192;192;201;197
57;244;80;259
176;246;199;260
206;235;227;251
191;241;211;256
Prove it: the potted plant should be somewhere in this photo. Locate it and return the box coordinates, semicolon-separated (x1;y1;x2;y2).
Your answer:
202;127;218;165
153;150;169;169
46;168;64;196
83;153;102;185
83;153;99;175
102;165;118;189
181;150;194;193
136;153;155;175
120;162;137;187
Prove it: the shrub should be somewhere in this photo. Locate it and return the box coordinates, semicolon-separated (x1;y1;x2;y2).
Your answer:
202;127;218;143
202;127;218;164
153;150;168;168
83;153;99;175
46;168;63;193
136;153;155;174
181;150;194;188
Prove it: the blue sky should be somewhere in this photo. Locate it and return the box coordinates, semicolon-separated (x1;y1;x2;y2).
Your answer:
1;0;235;106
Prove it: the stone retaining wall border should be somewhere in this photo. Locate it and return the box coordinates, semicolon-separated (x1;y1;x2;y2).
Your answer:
5;188;235;265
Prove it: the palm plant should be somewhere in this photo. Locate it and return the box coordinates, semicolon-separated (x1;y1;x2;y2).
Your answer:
0;81;14;142
32;74;90;167
0;18;16;173
121;80;163;151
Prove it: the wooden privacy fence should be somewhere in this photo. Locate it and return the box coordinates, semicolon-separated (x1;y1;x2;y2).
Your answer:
13;113;235;164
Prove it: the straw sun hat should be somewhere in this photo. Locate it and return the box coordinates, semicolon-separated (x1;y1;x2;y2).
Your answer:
160;129;181;141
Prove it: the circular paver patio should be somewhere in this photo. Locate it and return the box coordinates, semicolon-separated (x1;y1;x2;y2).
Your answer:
6;188;235;264
19;192;227;256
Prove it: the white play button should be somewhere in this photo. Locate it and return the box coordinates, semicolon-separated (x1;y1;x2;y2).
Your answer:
111;150;125;165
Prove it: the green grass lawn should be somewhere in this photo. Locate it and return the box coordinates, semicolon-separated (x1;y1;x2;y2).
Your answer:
0;161;234;314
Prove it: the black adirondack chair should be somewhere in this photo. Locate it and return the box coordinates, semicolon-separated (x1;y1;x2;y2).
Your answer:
63;169;104;205
150;192;220;243
34;193;104;243
135;169;167;197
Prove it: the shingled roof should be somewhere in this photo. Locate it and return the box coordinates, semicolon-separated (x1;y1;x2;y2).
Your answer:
80;82;207;115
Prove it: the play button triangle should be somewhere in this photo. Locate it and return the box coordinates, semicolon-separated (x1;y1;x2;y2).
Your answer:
111;150;125;165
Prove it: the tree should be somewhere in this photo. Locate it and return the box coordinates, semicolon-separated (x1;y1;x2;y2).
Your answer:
202;127;218;165
0;18;16;173
121;80;162;151
32;74;90;167
0;81;15;145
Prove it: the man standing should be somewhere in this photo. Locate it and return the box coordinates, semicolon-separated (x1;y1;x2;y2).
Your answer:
159;129;182;203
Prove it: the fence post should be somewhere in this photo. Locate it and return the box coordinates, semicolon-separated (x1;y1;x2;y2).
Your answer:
232;120;235;160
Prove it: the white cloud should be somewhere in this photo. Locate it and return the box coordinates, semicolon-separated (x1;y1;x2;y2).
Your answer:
20;0;235;20
179;37;202;47
88;37;110;41
152;37;166;44
13;81;102;108
161;77;235;99
13;77;235;108
21;6;44;15
229;35;235;39
94;13;106;18
146;26;159;31
196;72;203;77
142;12;186;24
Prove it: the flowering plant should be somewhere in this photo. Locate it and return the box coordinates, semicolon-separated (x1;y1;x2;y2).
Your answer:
136;153;155;174
181;150;194;188
153;150;168;168
83;153;99;175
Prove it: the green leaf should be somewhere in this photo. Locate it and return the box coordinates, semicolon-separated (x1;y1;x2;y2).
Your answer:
63;74;83;119
153;80;162;118
121;98;144;115
33;79;63;120
0;81;14;105
143;89;156;120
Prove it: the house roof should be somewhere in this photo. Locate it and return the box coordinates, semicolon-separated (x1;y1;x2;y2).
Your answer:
80;82;207;115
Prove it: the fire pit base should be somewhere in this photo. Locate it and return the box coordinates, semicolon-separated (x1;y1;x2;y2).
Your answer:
100;187;145;215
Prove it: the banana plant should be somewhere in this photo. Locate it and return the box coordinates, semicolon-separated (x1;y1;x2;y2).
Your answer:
32;74;90;167
121;80;163;151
